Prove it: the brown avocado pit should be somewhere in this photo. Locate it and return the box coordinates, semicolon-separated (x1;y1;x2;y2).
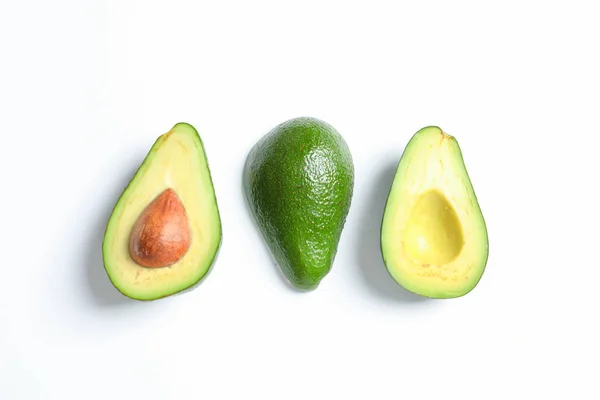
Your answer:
129;188;191;268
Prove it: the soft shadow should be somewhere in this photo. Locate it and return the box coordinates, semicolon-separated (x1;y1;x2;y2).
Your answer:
85;161;142;307
356;161;429;303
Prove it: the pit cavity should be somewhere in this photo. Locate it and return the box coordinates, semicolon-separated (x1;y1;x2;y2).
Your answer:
402;189;464;266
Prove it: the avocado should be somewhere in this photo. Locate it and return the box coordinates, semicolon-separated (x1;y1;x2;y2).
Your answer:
244;117;354;291
102;122;222;301
380;126;488;299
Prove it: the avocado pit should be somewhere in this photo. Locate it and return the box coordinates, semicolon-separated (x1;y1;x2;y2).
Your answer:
129;188;191;268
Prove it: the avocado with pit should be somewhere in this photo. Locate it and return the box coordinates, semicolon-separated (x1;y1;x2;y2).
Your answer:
102;122;222;301
244;117;354;291
381;126;488;299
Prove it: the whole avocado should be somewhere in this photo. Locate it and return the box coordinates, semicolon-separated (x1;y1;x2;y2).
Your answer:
244;116;354;291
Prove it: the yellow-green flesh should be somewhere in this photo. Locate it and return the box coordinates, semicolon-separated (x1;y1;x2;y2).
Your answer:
102;123;221;300
381;126;488;298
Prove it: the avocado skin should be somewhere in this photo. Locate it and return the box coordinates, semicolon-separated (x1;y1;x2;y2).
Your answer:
244;117;354;290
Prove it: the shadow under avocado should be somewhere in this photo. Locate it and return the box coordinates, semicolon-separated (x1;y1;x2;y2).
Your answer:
355;160;429;303
85;160;142;307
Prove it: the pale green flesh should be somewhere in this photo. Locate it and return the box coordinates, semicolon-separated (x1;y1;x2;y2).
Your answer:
381;126;488;299
102;123;222;301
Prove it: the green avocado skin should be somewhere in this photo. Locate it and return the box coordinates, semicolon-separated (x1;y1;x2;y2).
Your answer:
244;117;354;290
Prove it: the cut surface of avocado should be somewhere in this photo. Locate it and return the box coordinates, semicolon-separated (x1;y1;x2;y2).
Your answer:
381;126;488;299
102;123;222;301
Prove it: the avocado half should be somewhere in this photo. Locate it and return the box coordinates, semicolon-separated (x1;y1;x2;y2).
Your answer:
102;123;222;301
381;126;488;299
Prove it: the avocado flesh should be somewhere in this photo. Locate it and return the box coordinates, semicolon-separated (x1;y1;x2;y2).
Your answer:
381;126;488;299
102;123;222;301
244;117;354;291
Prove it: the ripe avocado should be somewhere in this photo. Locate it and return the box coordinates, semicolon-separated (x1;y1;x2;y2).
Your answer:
102;123;222;301
244;117;354;291
381;126;488;299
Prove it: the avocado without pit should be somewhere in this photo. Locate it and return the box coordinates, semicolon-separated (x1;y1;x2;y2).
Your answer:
380;126;488;299
244;117;354;291
102;123;222;301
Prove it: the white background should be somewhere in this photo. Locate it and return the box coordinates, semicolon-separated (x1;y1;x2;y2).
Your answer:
1;1;599;399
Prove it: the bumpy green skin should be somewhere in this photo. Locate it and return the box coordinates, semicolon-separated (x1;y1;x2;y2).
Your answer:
244;117;354;291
